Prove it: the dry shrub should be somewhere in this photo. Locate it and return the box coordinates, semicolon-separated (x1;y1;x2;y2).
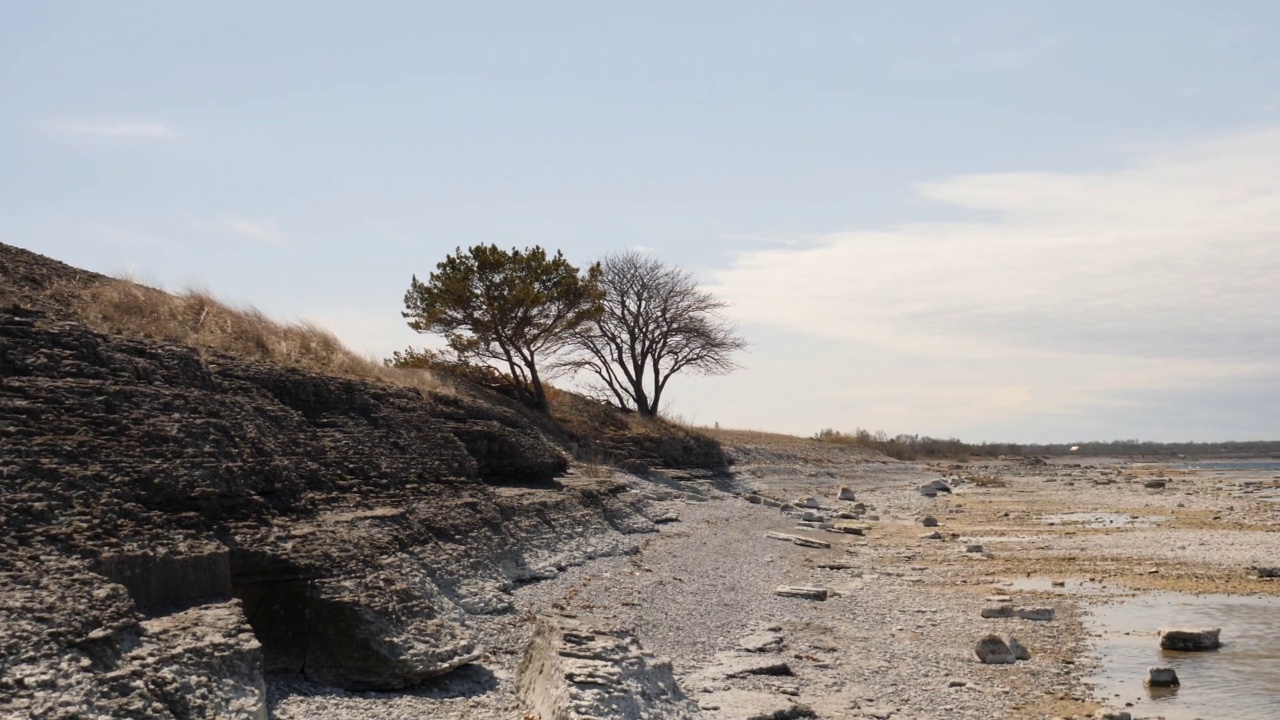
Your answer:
72;279;444;395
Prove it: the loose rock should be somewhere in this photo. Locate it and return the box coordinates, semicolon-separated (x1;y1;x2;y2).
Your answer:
1015;607;1054;622
1008;636;1031;661
1159;627;1221;651
773;586;830;601
1145;665;1180;687
974;635;1016;664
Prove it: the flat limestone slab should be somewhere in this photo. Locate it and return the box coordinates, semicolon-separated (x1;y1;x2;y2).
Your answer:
696;681;814;717
773;585;830;601
764;532;831;549
699;688;816;719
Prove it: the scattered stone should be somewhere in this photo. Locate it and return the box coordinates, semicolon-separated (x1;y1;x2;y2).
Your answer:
1008;637;1031;661
516;614;697;720
981;606;1014;619
1098;710;1132;720
947;678;969;688
764;532;831;549
964;545;985;554
795;496;821;509
1253;566;1280;579
917;480;954;497
835;524;865;536
800;510;825;522
920;531;943;540
836;511;860;520
838;486;857;501
974;635;1016;664
1050;580;1066;587
1145;665;1180;687
773;586;830;601
920;515;939;527
1144;480;1167;489
985;595;1012;603
1015;607;1054;622
1159;627;1221;651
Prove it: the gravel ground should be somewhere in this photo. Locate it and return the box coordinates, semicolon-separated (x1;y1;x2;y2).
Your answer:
269;440;1280;720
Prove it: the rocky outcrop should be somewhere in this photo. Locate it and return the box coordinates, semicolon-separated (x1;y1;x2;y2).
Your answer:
0;256;702;719
516;614;697;720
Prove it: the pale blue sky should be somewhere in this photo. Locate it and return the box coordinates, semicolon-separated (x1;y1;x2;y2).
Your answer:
4;2;1279;442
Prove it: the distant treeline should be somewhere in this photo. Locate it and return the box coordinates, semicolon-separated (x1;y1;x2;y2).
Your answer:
812;428;1280;461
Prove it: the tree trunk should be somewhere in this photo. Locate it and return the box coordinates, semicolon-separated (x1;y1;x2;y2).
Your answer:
527;363;550;413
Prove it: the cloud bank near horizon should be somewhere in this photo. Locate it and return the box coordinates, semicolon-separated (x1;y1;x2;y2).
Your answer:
702;128;1280;439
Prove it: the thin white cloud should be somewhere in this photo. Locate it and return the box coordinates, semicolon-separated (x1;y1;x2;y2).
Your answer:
227;218;289;246
50;121;175;138
706;127;1280;434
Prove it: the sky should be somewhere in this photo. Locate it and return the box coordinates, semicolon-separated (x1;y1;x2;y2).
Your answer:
3;1;1278;443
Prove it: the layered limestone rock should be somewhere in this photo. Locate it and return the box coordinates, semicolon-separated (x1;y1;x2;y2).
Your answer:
0;242;714;717
516;614;697;720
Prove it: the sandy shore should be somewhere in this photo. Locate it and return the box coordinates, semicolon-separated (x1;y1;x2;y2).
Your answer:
269;434;1280;719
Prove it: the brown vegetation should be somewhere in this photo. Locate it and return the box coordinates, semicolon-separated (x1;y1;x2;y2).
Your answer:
70;279;444;395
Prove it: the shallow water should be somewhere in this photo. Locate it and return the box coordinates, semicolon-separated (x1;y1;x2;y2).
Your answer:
1040;512;1167;528
996;577;1113;595
1180;460;1280;472
1087;591;1280;720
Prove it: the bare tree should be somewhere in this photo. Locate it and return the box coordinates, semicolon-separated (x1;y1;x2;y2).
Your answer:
563;251;746;416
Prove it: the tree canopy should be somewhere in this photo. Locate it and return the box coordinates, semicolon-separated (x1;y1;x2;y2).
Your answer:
401;244;603;412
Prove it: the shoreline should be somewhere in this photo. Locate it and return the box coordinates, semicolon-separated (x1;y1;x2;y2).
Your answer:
268;441;1280;719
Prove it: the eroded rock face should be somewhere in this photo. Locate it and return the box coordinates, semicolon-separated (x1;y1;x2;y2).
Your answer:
0;285;666;716
516;614;697;720
0;558;266;720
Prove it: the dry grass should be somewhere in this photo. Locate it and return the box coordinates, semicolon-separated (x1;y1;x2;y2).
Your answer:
70;279;445;395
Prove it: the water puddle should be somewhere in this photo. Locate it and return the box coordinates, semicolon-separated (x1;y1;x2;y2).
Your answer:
1087;591;1280;720
1040;512;1167;528
995;577;1114;595
960;534;1052;543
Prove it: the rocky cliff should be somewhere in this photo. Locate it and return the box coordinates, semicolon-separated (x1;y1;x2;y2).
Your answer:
0;242;724;719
